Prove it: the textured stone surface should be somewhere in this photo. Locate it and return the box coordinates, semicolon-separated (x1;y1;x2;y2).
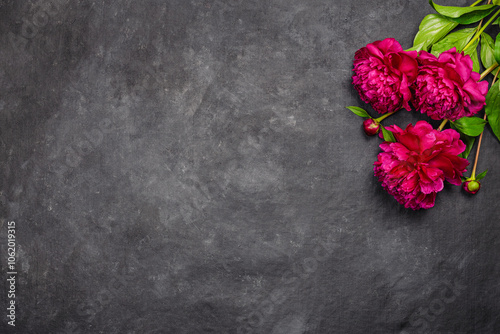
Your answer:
1;0;500;333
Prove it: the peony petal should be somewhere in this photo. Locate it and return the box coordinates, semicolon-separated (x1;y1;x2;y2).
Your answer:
427;156;455;179
397;53;419;82
366;43;385;59
451;52;473;82
372;38;403;54
462;79;488;113
421;166;444;181
419;177;443;194
417;50;437;63
418;192;436;209
401;170;419;192
397;132;420;152
391;143;411;161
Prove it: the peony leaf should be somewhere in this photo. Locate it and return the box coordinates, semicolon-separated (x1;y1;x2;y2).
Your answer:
495;15;500;25
450;116;487;137
406;42;426;52
431;28;475;56
476;169;488;181
485;80;500;142
460;134;476;159
494;32;500;65
429;1;497;24
431;28;480;71
450;122;476;159
346;106;371;118
480;33;497;69
381;126;396;143
411;14;458;52
465;38;481;73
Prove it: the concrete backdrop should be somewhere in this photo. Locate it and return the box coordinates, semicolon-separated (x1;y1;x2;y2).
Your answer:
1;0;499;333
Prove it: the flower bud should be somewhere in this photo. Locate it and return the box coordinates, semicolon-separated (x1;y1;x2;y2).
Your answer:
363;118;380;136
463;180;480;194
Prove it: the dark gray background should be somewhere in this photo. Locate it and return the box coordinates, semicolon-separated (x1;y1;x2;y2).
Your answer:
1;0;499;333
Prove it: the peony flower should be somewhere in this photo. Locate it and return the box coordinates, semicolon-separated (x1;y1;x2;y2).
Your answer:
411;48;488;121
373;121;469;210
352;38;419;114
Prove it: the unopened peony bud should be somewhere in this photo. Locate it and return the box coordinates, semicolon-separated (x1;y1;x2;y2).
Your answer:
363;118;380;136
463;180;480;194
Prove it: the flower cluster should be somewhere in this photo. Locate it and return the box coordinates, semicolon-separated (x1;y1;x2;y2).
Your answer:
353;39;488;121
348;4;500;211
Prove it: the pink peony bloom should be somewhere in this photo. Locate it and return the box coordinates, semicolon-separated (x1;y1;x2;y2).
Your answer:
412;48;488;121
374;121;469;210
352;38;419;114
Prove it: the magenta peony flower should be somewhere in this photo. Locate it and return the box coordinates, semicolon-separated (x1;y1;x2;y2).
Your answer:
352;38;419;114
412;48;488;121
374;121;469;210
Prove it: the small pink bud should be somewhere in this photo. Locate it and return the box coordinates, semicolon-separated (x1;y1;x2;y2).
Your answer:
363;118;380;136
463;180;480;194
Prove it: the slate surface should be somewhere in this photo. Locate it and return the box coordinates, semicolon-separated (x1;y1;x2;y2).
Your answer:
1;0;500;333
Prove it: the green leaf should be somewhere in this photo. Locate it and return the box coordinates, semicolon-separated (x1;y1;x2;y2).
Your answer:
381;126;396;143
412;14;458;52
406;42;426;52
431;28;475;56
429;1;497;24
460;134;476;159
480;33;497;69
450;122;476;159
494;32;500;65
476;169;488;181
494;15;500;25
346;106;371;118
450;116;487;137
485;80;500;142
464;38;480;73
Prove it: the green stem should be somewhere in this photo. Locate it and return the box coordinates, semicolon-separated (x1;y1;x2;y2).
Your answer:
494;66;500;83
470;66;500;179
470;0;484;6
479;0;495;30
438;119;448;131
471;114;486;179
480;63;499;80
374;109;399;123
462;8;500;52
